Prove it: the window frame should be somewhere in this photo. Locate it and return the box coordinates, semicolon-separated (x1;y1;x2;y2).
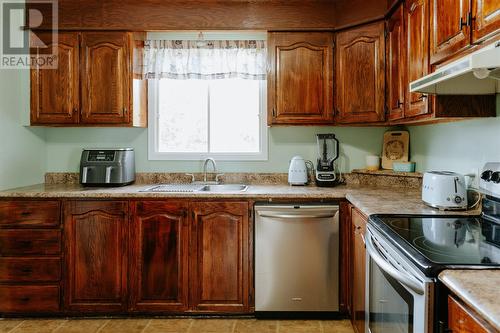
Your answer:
147;31;268;161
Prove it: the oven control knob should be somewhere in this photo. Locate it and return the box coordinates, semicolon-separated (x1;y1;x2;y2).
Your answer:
491;172;500;184
481;170;493;181
454;196;463;204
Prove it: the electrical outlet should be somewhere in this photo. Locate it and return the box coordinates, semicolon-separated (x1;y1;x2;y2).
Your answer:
468;167;480;189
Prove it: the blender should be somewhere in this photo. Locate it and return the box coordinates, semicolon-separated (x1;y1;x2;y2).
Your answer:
315;133;340;187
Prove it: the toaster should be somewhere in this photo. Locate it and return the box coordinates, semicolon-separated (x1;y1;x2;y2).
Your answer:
422;171;468;210
80;148;135;186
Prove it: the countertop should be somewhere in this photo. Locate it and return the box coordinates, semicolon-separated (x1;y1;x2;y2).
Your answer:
0;183;480;217
439;270;500;331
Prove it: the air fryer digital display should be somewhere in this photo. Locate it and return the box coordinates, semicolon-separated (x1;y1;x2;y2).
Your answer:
88;151;115;162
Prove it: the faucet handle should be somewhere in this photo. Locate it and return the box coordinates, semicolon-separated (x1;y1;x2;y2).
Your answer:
185;173;196;183
215;173;225;184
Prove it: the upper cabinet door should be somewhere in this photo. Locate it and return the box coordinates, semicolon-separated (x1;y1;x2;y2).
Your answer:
190;202;250;313
63;201;128;313
472;0;500;43
430;0;471;65
405;0;431;118
129;201;189;312
335;21;386;124
81;32;131;125
386;5;406;121
268;32;334;125
31;32;79;125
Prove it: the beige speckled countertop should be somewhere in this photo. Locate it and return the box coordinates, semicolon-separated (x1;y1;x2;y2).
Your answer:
439;270;500;331
0;183;480;217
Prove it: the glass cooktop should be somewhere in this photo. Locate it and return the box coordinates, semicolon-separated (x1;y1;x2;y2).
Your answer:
369;215;500;272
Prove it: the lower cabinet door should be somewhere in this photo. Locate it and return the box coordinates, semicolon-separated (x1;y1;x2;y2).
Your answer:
190;202;250;312
129;201;189;312
63;201;128;313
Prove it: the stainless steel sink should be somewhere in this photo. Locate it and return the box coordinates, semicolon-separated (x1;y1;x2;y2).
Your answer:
142;184;248;193
199;184;248;192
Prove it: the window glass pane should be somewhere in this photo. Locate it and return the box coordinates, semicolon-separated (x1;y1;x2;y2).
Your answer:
209;79;261;153
157;79;208;153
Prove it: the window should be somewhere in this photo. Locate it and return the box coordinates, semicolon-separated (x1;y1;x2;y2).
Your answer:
147;32;268;161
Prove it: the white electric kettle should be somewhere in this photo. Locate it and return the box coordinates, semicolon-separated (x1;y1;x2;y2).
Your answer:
288;156;309;186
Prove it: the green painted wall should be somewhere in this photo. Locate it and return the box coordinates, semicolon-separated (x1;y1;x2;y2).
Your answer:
0;69;46;191
408;95;500;175
44;126;388;173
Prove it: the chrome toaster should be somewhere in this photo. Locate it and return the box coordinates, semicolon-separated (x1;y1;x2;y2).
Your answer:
80;148;135;186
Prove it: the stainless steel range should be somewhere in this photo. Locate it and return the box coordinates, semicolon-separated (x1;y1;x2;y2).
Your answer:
365;163;500;333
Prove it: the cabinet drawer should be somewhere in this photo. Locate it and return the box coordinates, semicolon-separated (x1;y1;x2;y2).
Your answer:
0;258;61;282
0;201;60;228
0;230;61;255
0;285;60;313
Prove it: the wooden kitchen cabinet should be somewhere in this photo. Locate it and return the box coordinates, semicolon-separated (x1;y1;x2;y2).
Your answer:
30;32;146;127
268;32;334;125
472;0;500;43
31;32;80;125
404;0;431;118
129;201;189;312
0;200;62;314
335;21;386;124
448;296;494;333
386;4;406;121
339;202;352;315
430;0;500;65
81;32;131;125
430;0;471;65
63;201;128;313
351;207;367;333
190;201;250;312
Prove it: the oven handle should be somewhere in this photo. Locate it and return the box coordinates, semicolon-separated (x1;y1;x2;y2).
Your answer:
366;232;425;295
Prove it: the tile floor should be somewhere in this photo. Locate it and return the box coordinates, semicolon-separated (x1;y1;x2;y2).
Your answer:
0;318;354;333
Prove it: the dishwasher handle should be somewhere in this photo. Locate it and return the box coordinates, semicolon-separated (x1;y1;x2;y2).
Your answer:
258;213;337;219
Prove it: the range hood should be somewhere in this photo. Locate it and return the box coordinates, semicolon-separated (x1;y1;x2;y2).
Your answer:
410;42;500;95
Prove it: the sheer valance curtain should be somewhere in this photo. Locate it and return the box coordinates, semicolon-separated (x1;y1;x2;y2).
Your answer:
141;40;267;80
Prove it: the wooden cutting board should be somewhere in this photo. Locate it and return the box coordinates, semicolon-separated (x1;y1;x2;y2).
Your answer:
382;130;409;169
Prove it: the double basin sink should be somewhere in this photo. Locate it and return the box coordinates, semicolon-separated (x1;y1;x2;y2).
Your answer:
143;184;248;193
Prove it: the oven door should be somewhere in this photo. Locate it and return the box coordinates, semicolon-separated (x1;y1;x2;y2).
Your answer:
365;226;434;333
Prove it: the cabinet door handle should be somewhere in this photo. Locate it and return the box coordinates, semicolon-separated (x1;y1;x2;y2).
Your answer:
397;100;404;108
417;94;428;101
459;17;468;30
123;107;128;115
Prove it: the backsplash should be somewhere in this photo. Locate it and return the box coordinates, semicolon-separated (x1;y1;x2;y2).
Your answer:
45;171;422;188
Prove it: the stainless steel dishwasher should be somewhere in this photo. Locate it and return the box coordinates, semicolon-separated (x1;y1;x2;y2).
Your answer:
255;204;340;313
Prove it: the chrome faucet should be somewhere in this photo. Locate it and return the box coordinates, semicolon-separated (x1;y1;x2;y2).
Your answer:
202;158;224;184
203;158;217;183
